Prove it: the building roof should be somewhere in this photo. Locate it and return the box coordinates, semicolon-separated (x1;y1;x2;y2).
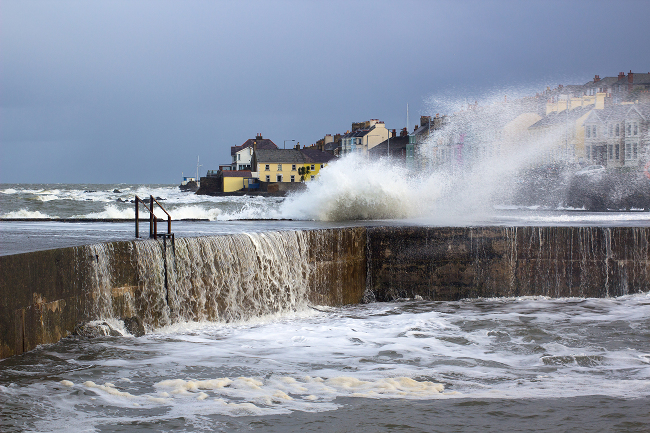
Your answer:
529;105;593;129
254;149;307;164
253;148;338;166
231;138;278;156
300;148;338;164
341;124;386;139
222;170;252;178
368;136;410;157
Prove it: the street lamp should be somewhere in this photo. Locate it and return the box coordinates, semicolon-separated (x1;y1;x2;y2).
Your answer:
284;139;296;149
365;134;383;157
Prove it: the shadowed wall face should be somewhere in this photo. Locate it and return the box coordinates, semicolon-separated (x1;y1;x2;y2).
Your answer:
1;226;649;359
367;227;649;301
0;228;367;359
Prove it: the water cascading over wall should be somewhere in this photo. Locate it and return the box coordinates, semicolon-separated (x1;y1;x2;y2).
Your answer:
1;225;648;359
0;228;367;358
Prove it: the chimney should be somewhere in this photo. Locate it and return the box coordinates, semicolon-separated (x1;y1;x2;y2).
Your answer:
413;125;418;132
391;129;396;138
594;75;600;83
295;144;300;150
256;133;263;139
618;72;625;80
400;127;407;137
628;70;634;83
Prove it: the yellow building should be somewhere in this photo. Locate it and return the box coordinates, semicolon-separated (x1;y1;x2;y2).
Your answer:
251;148;337;183
221;171;255;192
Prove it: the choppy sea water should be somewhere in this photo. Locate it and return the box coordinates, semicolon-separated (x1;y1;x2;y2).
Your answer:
2;183;650;431
2;183;650;256
1;296;649;432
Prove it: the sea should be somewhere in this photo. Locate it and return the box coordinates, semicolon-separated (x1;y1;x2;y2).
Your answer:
1;183;649;432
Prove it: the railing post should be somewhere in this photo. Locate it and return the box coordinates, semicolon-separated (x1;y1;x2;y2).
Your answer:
135;196;139;238
151;195;157;239
149;195;154;238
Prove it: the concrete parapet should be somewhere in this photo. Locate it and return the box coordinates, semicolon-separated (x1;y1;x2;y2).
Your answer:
1;226;648;360
367;226;649;301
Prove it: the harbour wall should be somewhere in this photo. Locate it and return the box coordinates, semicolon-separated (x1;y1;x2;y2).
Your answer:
1;226;648;359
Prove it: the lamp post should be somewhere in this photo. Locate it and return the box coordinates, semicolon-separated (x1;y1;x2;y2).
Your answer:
284;139;296;149
365;134;382;156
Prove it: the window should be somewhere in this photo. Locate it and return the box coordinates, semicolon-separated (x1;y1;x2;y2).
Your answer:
592;125;596;137
310;175;315;181
586;126;591;138
276;175;282;182
238;154;241;160
586;145;591;160
627;124;632;136
608;145;613;160
290;175;295;182
291;164;296;171
310;164;315;171
277;164;282;171
633;143;638;159
626;143;631;160
609;124;613;137
320;164;324;168
616;124;620;136
265;164;270;171
265;175;270;182
615;144;620;160
634;123;638;135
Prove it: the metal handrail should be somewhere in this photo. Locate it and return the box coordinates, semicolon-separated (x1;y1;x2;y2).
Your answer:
135;195;172;239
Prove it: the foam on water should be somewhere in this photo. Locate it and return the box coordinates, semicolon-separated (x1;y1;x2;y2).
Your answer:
2;293;648;431
1;209;56;219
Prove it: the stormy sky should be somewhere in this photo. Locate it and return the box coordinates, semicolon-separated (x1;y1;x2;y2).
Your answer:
2;0;649;184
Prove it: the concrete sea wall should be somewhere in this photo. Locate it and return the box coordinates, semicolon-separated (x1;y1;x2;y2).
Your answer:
1;226;648;359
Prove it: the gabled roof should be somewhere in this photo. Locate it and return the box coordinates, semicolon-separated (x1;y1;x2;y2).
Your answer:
341;124;385;139
626;103;650;120
254;148;338;164
223;170;252;178
255;149;307;164
300;149;338;164
603;104;634;123
529;105;594;129
231;138;278;156
584;109;607;124
369;136;410;156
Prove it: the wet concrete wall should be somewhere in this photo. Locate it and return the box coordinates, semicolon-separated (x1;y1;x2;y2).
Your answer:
0;228;366;359
367;226;649;301
1;225;648;360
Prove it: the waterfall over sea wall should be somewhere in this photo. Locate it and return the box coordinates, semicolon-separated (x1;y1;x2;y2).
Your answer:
1;226;648;359
84;229;367;330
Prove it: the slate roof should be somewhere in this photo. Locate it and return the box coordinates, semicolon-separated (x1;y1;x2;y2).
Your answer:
254;149;307;164
254;148;338;165
368;136;410;157
223;170;252;178
301;148;337;164
231;138;278;156
529;105;594;129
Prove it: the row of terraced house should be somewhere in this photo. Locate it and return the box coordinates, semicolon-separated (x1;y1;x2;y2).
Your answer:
201;70;650;193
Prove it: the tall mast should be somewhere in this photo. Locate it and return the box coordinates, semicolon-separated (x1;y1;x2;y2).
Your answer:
406;103;409;133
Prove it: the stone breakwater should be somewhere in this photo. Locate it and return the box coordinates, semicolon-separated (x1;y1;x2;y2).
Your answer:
1;226;648;359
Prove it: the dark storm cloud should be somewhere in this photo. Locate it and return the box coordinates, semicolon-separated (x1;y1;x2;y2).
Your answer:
1;0;649;183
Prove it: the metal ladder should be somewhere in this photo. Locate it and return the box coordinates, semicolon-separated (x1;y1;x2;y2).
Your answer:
134;195;174;241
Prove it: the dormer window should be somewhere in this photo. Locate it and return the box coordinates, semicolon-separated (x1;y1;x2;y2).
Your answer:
592;125;596;137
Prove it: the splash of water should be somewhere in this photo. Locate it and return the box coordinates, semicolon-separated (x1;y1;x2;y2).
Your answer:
280;108;566;222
